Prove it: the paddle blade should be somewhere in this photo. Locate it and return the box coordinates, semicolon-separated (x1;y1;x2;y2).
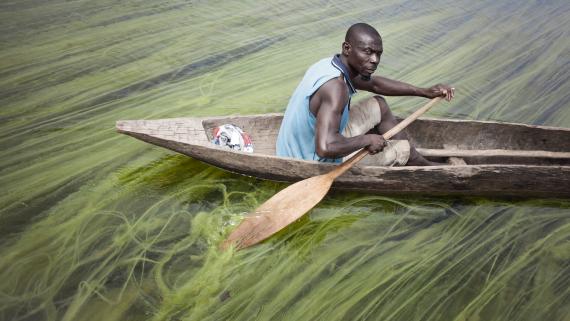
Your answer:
222;174;334;250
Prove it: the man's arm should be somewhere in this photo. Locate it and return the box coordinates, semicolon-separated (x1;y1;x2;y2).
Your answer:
313;78;386;159
353;75;455;101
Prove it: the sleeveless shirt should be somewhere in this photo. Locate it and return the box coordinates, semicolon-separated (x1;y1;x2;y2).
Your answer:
275;55;356;163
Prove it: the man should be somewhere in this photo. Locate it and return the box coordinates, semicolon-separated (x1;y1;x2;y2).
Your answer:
276;23;454;166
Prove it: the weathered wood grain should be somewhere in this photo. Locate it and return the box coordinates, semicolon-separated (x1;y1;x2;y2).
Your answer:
116;114;570;199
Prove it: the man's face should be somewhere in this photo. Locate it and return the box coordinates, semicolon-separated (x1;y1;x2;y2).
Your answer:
344;33;383;78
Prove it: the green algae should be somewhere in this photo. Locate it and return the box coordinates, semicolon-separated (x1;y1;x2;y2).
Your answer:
1;0;569;320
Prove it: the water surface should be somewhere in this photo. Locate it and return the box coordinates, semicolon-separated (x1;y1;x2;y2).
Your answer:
1;1;569;320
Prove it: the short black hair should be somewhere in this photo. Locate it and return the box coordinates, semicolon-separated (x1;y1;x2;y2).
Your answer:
345;23;381;43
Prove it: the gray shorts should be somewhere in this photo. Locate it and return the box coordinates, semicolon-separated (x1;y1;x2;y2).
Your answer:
342;96;410;166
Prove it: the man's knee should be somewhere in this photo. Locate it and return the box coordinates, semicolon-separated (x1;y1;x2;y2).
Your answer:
373;95;391;119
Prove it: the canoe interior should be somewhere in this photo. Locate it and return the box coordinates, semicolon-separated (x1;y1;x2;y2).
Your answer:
201;114;570;166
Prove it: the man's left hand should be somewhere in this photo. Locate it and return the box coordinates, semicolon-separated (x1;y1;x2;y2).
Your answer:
423;84;455;101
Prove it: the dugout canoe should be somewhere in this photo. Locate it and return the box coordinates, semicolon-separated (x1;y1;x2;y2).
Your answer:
116;114;570;199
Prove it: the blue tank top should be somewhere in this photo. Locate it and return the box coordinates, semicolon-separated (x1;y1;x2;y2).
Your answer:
276;55;357;163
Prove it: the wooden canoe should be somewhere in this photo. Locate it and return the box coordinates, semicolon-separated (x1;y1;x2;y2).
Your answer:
116;114;570;199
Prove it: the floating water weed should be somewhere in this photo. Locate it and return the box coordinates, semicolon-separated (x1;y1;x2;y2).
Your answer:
1;0;570;320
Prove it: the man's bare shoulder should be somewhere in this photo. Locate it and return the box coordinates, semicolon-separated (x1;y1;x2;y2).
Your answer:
315;76;349;103
309;76;349;116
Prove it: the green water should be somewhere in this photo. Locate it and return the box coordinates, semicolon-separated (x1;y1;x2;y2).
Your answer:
1;0;569;320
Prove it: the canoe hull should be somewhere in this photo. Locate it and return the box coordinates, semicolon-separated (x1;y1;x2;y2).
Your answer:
117;114;570;199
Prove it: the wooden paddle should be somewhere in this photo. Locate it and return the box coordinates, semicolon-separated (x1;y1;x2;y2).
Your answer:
221;97;442;250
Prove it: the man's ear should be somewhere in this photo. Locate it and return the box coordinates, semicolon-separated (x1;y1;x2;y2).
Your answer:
341;41;351;55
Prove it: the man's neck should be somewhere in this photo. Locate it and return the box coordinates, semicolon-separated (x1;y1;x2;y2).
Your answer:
332;54;357;95
339;55;357;80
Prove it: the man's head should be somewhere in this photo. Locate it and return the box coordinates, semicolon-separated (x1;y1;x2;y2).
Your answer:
342;23;383;79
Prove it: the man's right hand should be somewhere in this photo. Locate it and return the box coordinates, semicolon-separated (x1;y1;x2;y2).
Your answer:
423;84;455;101
365;134;386;154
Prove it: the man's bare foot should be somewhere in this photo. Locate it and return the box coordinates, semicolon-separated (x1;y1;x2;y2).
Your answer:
407;158;445;166
407;149;446;166
447;157;467;166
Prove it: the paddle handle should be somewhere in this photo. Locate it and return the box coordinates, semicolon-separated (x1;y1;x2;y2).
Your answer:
383;97;442;140
331;97;442;178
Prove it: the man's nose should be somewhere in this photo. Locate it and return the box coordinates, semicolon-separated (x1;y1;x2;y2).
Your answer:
370;54;379;64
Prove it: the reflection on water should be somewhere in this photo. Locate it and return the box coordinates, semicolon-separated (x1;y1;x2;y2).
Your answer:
1;0;569;320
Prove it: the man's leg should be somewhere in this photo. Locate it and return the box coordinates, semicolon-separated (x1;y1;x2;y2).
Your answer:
372;96;440;166
344;96;408;166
